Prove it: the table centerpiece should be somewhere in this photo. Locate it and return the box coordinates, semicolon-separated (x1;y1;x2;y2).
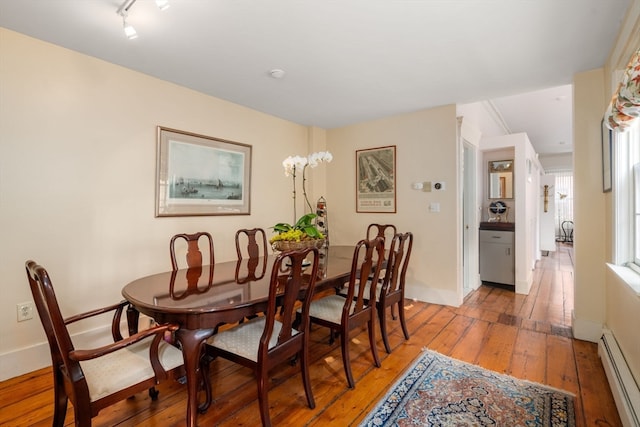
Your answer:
270;213;325;251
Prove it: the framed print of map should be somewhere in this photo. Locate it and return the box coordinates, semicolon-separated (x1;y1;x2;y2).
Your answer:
356;145;396;213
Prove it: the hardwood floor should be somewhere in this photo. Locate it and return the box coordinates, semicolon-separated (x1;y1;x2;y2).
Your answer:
0;244;622;426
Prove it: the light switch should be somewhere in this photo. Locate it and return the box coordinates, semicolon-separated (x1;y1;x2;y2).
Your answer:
429;202;440;212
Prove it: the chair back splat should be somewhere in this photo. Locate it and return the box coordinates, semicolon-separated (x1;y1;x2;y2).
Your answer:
205;247;320;427
366;223;397;250
169;232;214;270
235;228;268;283
235;227;268;259
25;260;183;427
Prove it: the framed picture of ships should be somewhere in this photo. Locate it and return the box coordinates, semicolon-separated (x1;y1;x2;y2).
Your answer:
156;126;251;216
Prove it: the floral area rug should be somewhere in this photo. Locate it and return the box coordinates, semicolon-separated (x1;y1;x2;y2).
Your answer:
360;349;575;427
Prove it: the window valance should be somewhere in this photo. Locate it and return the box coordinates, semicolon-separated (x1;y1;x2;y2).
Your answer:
605;48;640;131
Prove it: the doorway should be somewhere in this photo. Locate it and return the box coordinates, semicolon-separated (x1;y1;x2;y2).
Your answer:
463;141;479;297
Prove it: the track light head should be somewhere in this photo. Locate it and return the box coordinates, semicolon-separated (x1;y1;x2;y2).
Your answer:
121;13;138;39
116;0;169;40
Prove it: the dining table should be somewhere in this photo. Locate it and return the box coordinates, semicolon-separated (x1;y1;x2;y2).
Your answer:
122;245;357;427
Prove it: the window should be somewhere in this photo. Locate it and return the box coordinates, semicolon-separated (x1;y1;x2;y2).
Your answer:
613;119;640;273
552;171;573;242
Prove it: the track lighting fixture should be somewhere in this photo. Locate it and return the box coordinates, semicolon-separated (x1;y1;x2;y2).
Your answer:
116;0;170;39
122;13;138;40
117;0;138;39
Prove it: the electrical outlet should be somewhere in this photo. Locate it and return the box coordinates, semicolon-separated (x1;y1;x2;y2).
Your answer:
17;302;34;322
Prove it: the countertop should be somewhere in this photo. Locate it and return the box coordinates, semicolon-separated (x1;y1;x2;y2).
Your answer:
479;222;515;231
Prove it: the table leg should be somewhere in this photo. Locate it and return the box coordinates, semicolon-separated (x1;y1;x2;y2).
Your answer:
176;328;214;427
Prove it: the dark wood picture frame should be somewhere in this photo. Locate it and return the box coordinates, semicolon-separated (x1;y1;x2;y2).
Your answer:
356;145;396;213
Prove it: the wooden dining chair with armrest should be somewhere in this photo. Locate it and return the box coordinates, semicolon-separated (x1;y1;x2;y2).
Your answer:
235;228;268;283
25;260;184;427
204;247;320;427
303;237;385;388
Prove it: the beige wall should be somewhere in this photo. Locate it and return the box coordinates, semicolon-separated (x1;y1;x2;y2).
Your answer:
0;28;463;380
0;29;317;379
326;106;462;306
572;68;608;340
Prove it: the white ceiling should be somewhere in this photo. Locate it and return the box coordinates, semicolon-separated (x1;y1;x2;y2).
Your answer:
0;0;630;155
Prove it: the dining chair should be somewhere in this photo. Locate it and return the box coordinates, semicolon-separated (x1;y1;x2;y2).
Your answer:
304;237;385;388
235;228;268;283
370;232;414;353
204;247;320;427
339;233;413;353
169;231;215;270
25;260;184;427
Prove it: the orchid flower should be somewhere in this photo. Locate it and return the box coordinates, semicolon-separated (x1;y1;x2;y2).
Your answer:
281;151;332;222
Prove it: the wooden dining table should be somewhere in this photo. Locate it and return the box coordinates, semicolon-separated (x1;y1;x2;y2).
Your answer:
122;245;356;427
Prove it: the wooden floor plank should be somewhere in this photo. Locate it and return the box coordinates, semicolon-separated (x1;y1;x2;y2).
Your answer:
0;243;622;426
573;339;622;427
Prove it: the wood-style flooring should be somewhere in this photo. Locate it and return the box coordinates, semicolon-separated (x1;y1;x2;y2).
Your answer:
0;244;622;426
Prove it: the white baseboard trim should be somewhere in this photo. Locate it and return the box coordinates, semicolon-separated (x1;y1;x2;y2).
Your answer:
599;330;640;427
405;283;460;307
571;311;603;343
0;341;52;381
0;315;154;382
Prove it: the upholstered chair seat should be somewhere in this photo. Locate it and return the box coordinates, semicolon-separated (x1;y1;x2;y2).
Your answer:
208;317;299;363
80;337;183;402
305;294;358;323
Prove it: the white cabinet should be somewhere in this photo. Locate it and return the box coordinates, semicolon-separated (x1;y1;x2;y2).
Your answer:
479;228;515;286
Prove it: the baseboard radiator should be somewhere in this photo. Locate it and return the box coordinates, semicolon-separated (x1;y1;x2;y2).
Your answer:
599;330;640;427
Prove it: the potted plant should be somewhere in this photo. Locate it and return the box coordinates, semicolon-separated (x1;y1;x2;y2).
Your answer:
270;213;326;251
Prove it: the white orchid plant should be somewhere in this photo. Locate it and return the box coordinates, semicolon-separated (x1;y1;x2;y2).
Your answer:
281;151;333;222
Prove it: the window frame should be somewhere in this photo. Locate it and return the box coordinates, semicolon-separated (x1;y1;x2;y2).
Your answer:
613;119;640;274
